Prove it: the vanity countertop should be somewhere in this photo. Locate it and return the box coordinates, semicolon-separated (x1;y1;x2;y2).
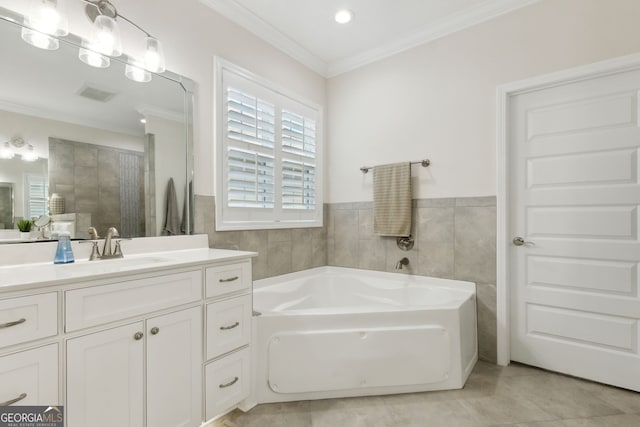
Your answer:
0;235;256;293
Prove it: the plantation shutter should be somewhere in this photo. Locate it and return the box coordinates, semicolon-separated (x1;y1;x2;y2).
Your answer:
226;88;276;209
25;174;48;218
281;110;316;210
217;59;323;230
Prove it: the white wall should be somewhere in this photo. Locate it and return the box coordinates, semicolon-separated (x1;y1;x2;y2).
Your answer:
0;109;144;158
326;0;640;202
144;115;186;235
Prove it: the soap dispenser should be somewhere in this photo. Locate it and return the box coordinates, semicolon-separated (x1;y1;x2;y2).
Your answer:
54;231;75;264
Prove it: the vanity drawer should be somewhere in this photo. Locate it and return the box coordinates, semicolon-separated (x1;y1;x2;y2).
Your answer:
0;292;57;349
205;347;250;420
206;294;251;360
66;270;202;332
0;344;59;406
205;262;251;299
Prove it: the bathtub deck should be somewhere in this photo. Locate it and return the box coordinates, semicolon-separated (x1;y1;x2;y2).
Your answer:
212;360;640;427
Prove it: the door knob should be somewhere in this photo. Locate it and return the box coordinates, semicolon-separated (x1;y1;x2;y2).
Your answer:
134;332;144;341
513;237;534;246
150;327;159;335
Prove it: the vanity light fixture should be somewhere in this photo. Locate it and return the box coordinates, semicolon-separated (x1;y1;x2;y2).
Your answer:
335;9;354;24
0;137;38;162
19;0;166;83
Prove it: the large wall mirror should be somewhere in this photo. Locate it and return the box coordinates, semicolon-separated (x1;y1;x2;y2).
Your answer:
0;6;194;243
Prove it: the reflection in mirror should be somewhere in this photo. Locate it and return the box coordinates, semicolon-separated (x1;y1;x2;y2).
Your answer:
0;7;194;243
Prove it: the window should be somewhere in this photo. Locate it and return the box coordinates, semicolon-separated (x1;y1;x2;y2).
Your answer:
24;173;48;218
215;59;323;230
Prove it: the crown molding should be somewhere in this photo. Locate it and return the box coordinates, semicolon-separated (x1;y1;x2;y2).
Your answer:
200;0;541;78
198;0;328;76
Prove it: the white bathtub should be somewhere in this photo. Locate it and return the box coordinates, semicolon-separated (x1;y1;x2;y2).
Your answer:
250;266;477;404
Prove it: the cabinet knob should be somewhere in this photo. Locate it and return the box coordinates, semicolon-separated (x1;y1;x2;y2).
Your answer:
150;327;160;335
134;332;144;341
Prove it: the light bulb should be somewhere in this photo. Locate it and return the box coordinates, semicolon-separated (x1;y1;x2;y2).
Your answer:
90;15;122;56
0;142;14;160
335;9;354;24
79;47;110;68
143;37;165;73
125;63;152;83
22;145;38;162
21;27;59;50
24;0;68;36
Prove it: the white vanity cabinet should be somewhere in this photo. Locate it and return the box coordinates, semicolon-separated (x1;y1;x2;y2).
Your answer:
204;260;253;420
0;242;256;426
65;271;203;427
0;293;59;407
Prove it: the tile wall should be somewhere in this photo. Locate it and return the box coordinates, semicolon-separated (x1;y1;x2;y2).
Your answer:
194;195;497;362
193;195;328;281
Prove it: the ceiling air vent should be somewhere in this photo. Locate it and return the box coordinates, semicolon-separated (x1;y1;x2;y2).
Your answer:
76;84;117;103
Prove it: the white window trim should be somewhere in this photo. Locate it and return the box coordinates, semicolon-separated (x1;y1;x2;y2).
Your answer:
214;57;324;231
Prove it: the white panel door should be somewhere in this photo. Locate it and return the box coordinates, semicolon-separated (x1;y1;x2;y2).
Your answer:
146;307;202;427
509;68;640;391
66;322;144;427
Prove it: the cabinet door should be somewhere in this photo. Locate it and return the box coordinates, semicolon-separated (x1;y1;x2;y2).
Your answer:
66;322;144;427
0;344;58;407
146;307;202;427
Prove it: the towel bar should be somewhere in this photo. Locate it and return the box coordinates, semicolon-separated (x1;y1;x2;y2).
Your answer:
360;159;430;174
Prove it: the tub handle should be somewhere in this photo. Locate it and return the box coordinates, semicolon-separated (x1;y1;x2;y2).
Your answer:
220;321;240;331
219;276;239;283
219;377;239;388
1;392;27;406
0;318;26;329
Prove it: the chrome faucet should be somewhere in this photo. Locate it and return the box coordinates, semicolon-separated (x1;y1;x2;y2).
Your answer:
395;257;409;270
102;227;121;259
83;226;126;260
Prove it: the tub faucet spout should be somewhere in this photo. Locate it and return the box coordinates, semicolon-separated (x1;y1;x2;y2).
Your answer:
395;257;409;270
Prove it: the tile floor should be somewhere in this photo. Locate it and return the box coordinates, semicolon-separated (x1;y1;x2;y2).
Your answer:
213;361;640;427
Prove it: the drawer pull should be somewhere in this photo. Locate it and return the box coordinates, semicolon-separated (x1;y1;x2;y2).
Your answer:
0;318;26;329
1;392;27;406
219;276;239;283
219;377;239;389
220;322;240;331
150;327;160;335
134;332;144;341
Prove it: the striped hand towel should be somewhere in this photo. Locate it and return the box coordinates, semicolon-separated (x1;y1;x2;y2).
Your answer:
373;162;412;236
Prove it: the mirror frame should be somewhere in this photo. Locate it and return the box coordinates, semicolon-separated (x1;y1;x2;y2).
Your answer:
0;6;195;236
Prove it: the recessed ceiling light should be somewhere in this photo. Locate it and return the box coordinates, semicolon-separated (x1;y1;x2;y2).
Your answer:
335;9;354;24
140;118;147;124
